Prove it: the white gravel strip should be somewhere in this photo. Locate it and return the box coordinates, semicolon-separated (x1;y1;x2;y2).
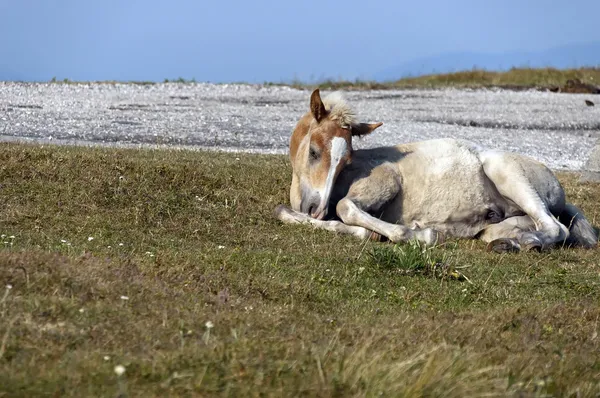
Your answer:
0;82;598;170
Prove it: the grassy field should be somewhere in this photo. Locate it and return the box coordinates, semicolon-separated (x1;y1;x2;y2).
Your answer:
0;143;599;397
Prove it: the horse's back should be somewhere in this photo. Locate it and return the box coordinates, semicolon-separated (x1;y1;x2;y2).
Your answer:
396;138;485;186
400;139;564;215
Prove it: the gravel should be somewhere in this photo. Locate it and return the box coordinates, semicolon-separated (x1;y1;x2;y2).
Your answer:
581;143;600;182
0;82;598;170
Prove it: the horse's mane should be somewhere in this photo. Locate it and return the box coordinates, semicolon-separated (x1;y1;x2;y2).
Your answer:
322;92;356;128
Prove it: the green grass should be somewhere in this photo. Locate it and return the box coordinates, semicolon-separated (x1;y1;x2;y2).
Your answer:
0;143;599;397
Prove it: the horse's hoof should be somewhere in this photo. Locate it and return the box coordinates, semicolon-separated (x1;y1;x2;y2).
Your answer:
369;231;386;242
520;233;544;252
522;239;543;252
487;238;521;253
418;228;445;247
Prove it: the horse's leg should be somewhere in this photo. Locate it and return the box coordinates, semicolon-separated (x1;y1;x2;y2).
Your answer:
481;152;569;250
274;205;380;240
478;215;538;252
335;164;443;246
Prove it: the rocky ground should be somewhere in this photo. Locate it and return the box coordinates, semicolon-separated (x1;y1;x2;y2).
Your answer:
0;82;598;170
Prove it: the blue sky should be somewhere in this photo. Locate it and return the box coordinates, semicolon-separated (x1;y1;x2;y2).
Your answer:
1;0;600;82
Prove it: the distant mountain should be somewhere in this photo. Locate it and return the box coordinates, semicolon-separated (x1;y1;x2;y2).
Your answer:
374;42;600;82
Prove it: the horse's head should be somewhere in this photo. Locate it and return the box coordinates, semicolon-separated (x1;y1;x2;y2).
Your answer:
290;89;382;220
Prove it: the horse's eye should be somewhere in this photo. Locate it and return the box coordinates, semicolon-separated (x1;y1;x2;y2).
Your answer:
309;147;320;161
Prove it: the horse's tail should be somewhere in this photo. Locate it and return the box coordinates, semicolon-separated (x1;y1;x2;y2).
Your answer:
558;203;598;249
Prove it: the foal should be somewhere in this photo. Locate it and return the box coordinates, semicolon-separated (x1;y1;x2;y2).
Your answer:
274;89;597;252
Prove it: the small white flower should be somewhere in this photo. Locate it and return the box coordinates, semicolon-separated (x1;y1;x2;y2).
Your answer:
0;234;5;238
107;245;112;248
358;267;365;273
103;355;110;361
79;308;85;313
118;243;124;246
88;237;94;241
120;295;129;300
205;321;214;329
9;235;15;239
6;284;12;290
217;245;225;249
114;364;126;376
61;239;67;243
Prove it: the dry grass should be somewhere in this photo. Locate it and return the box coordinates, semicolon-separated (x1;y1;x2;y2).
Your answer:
389;67;600;90
0;143;599;397
286;67;600;91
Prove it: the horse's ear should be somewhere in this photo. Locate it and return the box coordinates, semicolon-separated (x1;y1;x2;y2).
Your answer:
310;89;327;123
351;122;383;136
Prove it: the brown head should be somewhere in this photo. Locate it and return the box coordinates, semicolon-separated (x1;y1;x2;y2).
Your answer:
289;89;382;219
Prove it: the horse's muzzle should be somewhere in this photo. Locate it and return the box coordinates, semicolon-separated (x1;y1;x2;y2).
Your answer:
303;203;327;220
300;196;328;220
300;184;330;220
311;206;327;220
300;194;320;216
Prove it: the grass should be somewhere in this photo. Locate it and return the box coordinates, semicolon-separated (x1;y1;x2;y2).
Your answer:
288;67;600;91
0;142;599;397
33;67;600;91
388;67;600;89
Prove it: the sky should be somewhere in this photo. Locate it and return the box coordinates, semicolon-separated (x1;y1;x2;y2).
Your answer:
1;0;600;83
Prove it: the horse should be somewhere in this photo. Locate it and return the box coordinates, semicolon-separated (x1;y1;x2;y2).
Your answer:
274;89;598;252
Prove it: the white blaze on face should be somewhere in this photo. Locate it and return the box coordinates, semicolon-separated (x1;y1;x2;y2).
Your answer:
317;136;348;215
